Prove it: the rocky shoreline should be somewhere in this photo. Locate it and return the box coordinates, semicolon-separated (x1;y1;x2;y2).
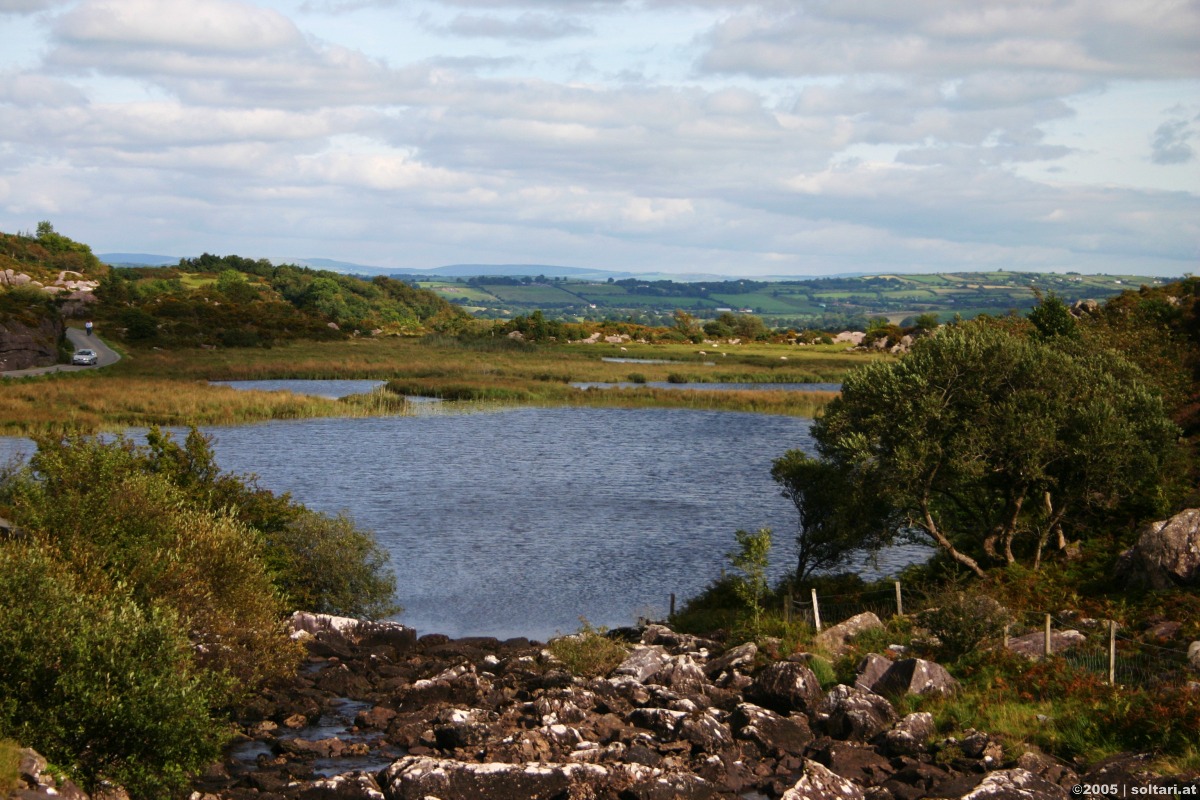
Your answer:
11;612;1198;800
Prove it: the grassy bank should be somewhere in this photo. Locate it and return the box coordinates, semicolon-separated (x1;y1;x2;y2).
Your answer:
670;548;1200;773
0;370;407;435
1;336;864;432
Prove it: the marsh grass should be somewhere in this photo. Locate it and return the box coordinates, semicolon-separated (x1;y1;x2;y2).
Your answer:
1;335;861;431
0;372;405;434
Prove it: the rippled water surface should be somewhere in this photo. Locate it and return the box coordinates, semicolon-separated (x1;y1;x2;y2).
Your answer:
572;381;842;392
0;395;929;639
211;379;386;398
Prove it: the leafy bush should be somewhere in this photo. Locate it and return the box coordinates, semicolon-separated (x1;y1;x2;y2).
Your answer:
143;427;399;619
3;437;300;700
920;590;1014;661
0;543;225;798
548;620;628;677
266;510;400;619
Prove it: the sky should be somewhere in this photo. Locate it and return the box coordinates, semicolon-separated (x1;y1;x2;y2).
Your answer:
0;0;1198;277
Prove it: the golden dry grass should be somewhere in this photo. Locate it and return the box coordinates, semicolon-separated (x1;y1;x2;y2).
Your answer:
1;335;865;432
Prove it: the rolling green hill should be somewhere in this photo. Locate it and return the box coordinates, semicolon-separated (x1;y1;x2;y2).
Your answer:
419;271;1171;327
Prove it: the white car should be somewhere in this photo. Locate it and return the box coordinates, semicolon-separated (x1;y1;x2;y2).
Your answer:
72;349;98;366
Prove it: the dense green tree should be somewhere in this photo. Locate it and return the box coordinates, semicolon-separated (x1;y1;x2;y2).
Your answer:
1027;290;1077;340
770;450;890;580
810;321;1181;576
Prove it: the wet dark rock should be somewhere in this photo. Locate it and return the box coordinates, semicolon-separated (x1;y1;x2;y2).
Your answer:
1118;508;1200;589
704;641;757;677
816;742;895;787
816;684;898;741
781;759;866;800
881;712;935;756
868;658;959;697
955;768;1069;799
748;661;824;714
730;702;814;756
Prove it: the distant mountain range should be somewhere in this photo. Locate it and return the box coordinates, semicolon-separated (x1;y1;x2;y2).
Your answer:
98;253;721;280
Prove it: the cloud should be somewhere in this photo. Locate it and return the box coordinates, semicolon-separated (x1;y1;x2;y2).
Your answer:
0;0;69;13
44;0;427;108
1151;117;1196;164
1;0;1195;275
54;0;305;53
699;2;1200;79
0;71;87;107
441;12;591;40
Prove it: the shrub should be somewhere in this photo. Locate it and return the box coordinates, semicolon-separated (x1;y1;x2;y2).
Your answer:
920;590;1013;661
2;435;301;701
265;510;400;619
0;543;226;798
548;620;628;677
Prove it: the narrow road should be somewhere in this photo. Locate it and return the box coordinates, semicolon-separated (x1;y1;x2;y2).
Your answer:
0;326;121;378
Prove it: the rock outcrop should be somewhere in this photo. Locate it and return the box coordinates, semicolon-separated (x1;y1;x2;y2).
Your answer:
173;618;1129;800
0;312;63;371
1119;509;1200;589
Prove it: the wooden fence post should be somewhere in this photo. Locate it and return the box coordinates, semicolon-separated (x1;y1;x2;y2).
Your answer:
669;593;676;617
811;588;823;633
1003;624;1010;650
1044;614;1052;658
785;591;793;625
1108;620;1117;685
894;580;903;617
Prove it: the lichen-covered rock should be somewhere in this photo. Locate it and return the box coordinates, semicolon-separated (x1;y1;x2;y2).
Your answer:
704;642;757;677
748;661;824;714
882;712;935;756
730;702;814;756
854;653;893;692
815;613;885;654
616;646;672;683
957;768;1069;799
651;654;711;693
679;711;733;754
381;756;608;800
817;684;898;741
782;759;866;800
298;772;385;799
869;658;958;697
1006;629;1088;660
1119;509;1200;589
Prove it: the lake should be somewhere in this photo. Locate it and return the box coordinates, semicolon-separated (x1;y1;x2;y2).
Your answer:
1;386;929;640
572;382;842;392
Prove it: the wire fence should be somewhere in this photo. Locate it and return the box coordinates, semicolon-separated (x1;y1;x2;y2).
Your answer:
776;582;1197;690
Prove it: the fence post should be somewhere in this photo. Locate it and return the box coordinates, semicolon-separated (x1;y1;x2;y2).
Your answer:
669;593;676;617
811;588;823;633
1044;614;1052;658
894;580;903;617
785;590;793;624
1108;620;1117;685
1003;624;1010;650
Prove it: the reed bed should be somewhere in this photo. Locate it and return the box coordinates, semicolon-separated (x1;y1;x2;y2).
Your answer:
3;336;862;432
387;375;838;418
0;372;407;435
